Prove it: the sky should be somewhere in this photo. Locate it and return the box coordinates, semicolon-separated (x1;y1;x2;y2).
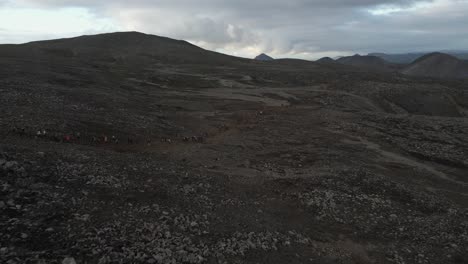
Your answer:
1;0;468;59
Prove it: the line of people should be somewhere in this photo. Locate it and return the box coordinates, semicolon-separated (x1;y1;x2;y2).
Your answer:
9;127;206;146
182;136;205;143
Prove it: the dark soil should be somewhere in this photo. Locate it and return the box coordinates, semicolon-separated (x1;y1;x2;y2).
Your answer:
0;32;467;264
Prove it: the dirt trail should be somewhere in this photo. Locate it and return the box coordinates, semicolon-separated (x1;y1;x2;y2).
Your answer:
341;136;466;185
198;87;292;107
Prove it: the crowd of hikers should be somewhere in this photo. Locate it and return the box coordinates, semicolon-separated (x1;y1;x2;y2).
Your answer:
7;109;267;147
9;127;206;146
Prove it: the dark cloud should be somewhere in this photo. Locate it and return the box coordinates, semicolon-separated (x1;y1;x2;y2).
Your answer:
6;0;468;58
15;0;426;9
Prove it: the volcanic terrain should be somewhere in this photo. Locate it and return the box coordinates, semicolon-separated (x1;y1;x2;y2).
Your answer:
1;32;467;264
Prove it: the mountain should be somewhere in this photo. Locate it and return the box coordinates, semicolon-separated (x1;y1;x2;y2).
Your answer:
316;57;335;63
254;53;274;61
369;52;424;64
336;54;392;71
370;51;468;64
0;31;247;66
401;52;468;79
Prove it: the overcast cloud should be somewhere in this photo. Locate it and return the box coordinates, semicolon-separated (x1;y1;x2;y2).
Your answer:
1;0;468;59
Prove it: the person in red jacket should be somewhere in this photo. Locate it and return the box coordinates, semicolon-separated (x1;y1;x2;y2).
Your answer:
63;134;71;143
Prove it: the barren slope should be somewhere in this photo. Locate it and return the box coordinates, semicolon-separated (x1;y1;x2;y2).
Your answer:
1;32;467;264
402;52;468;79
336;55;395;71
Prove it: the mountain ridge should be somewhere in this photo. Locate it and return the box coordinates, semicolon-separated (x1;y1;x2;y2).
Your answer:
370;51;468;64
401;52;468;79
336;54;394;71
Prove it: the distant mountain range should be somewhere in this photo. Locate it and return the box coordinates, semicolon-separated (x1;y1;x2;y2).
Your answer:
369;51;468;64
336;54;388;68
319;52;468;79
252;50;468;79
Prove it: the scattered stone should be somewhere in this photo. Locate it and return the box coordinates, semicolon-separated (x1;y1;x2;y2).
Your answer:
3;161;18;170
7;199;15;206
0;247;8;255
62;257;77;264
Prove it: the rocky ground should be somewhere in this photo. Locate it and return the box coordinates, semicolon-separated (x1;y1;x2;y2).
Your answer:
1;32;467;263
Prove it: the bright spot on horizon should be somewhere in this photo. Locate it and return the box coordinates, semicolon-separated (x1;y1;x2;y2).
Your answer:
368;2;432;16
0;7;117;43
368;6;403;15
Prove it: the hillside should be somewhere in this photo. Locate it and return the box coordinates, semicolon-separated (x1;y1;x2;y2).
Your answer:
369;52;423;64
316;57;335;63
0;31;247;66
336;54;394;71
401;52;468;79
1;32;467;264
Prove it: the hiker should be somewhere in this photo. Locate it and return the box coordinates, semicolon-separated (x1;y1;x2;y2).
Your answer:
191;136;202;143
63;134;72;143
147;138;152;146
36;130;42;138
92;136;98;144
42;130;47;137
75;132;81;141
111;135;116;143
102;135;108;144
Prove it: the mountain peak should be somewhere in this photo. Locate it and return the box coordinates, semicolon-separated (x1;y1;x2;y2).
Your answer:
336;54;389;70
316;57;335;63
255;53;274;61
6;31;246;66
402;52;468;79
24;31;195;49
412;52;457;64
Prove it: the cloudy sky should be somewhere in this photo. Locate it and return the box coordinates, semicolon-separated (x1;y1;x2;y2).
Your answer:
1;0;468;59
